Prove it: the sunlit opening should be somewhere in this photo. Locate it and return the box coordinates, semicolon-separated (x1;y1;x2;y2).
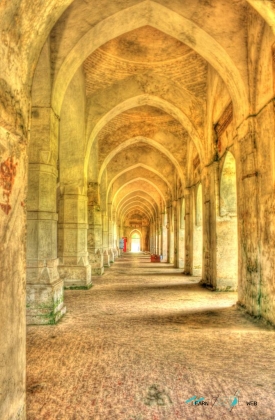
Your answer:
131;232;141;252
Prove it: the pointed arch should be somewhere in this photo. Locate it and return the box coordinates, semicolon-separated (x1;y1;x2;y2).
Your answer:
87;94;203;170
220;151;237;217
98;136;185;184
106;163;172;203
52;0;249;127
113;178;165;204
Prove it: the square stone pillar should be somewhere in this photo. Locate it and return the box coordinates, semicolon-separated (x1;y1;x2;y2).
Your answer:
108;204;115;262
236;120;261;316
214;160;238;291
192;185;203;277
87;203;104;275
161;212;168;262
201;165;216;287
176;198;185;269
26;163;66;325
102;212;110;266
184;189;192;274
112;212;118;258
168;204;174;264
157;223;161;254
58;186;91;289
150;222;155;253
173;201;179;268
103;249;110;266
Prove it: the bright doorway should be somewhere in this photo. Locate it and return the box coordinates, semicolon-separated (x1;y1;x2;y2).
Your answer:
131;232;141;252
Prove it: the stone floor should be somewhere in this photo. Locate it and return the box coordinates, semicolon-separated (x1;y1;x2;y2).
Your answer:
27;253;275;419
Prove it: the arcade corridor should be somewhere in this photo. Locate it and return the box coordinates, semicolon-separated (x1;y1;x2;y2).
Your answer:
27;253;275;419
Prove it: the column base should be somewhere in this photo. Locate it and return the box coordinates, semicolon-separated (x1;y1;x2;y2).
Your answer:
199;279;237;292
92;266;104;275
104;250;110;267
109;249;114;263
59;264;92;289
215;278;238;292
26;279;66;325
193;267;202;276
89;251;104;275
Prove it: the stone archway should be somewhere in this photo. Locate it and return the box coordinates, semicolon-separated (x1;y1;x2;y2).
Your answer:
193;183;203;276
130;230;141;252
216;151;238;291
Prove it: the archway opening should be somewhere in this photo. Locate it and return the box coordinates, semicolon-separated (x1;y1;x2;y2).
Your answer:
131;232;141;252
193;184;203;276
177;197;185;268
216;151;238;290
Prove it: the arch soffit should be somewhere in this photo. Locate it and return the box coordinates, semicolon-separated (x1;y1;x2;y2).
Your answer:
87;94;204;171
21;0;275;81
114;190;160;215
119;197;155;215
113;178;165;205
219;150;236;178
122;205;152;222
122;208;151;222
120;202;154;220
246;0;275;32
118;201;157;221
115;194;158;220
192;182;202;201
107;163;172;202
117;193;158;215
86;72;204;137
53;1;249;128
130;229;142;237
98;136;184;184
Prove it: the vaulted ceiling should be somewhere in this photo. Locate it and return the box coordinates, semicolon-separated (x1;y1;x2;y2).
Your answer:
83;24;205;225
48;0;267;228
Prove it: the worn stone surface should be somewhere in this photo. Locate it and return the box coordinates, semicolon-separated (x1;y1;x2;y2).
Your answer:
27;254;275;419
1;1;275;418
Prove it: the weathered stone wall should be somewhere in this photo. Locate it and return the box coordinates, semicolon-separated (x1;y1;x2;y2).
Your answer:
2;1;275;419
0;128;27;419
60;66;86;186
0;1;72;417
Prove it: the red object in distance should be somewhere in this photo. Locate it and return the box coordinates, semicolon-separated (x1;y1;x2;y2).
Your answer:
122;237;127;252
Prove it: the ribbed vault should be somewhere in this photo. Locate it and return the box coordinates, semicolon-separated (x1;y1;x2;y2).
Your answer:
3;1;275;417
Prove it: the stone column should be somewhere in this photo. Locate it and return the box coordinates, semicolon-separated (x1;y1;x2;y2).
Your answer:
184;188;192;274
87;183;104;275
168;204;174;264
236;120;261;316
154;221;157;254
215;160;238;291
155;216;160;254
192;185;203;276
161;212;168;262
102;212;110;266
26;163;66;325
113;213;118;258
159;214;163;258
118;222;123;256
173;200;178;268
140;225;146;251
150;222;155;253
176;198;185;269
201;165;216;287
58;186;91;289
158;217;162;255
108;204;114;263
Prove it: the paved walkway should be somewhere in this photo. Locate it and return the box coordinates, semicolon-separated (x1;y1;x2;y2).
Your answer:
27;253;275;419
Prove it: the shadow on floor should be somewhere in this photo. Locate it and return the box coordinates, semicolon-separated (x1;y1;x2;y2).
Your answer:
115;306;273;331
